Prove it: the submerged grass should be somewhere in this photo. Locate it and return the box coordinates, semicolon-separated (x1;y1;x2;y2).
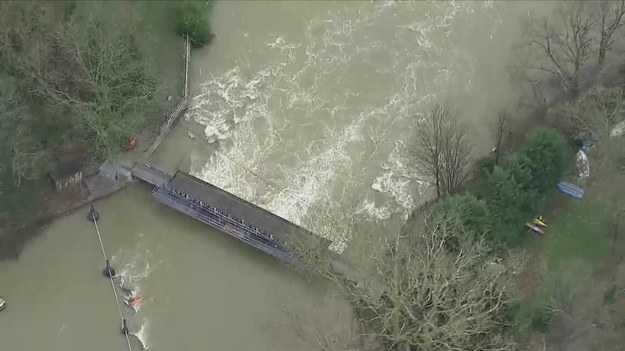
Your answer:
134;1;187;102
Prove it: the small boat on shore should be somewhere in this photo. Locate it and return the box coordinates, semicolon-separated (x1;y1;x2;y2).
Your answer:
557;182;584;199
0;297;6;312
526;222;545;235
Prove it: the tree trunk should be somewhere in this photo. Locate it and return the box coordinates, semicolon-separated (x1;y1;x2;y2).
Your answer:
568;77;580;100
435;166;441;198
494;148;501;166
597;45;607;69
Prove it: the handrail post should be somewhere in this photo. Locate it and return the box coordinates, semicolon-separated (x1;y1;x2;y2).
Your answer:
184;34;190;99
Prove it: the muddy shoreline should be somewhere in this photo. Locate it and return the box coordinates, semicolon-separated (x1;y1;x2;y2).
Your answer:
0;172;129;260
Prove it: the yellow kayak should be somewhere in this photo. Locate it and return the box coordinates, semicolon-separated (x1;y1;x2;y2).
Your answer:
533;217;547;227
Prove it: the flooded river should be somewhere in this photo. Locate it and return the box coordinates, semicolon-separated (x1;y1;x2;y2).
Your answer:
0;1;554;350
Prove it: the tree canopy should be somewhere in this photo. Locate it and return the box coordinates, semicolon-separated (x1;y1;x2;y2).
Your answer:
520;127;567;194
0;1;165;225
295;215;519;351
175;0;214;47
438;127;566;247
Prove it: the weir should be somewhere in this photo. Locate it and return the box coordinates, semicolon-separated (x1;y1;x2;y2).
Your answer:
118;34;329;268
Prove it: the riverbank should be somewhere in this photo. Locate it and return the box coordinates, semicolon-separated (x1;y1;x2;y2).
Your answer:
0;76;192;260
1;20;615;264
0;1;199;260
0;176;127;259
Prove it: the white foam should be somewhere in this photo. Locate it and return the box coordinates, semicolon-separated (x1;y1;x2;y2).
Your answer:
188;1;490;252
356;199;392;221
370;141;429;218
132;321;150;350
265;120;362;226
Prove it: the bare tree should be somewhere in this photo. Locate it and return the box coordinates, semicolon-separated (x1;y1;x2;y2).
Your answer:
294;214;519;351
552;86;625;140
491;109;510;166
526;2;596;97
280;297;368;351
596;0;625;69
414;103;473;198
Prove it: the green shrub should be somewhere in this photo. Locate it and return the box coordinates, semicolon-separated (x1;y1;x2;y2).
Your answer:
439;193;491;240
505;153;542;213
482;166;536;245
432;127;566;247
519;127;566;194
175;1;213;47
505;153;534;190
530;305;554;333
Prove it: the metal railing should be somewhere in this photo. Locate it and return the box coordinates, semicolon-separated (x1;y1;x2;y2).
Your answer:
152;187;302;267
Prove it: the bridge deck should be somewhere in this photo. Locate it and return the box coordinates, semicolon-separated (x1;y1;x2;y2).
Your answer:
130;164;172;187
141;99;189;161
167;171;327;247
128;166;330;265
153;187;303;267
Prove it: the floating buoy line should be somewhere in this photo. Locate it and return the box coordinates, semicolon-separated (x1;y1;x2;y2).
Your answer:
88;205;133;351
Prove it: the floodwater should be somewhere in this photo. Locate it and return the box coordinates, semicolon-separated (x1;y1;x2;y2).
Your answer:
0;186;328;351
0;1;554;350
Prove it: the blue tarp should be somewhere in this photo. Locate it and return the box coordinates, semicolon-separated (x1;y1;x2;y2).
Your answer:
557;182;584;199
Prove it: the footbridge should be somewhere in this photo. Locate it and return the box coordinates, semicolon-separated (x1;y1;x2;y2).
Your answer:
115;35;330;268
128;165;329;268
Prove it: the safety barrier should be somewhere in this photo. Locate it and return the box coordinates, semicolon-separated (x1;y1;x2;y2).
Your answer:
152;187;303;268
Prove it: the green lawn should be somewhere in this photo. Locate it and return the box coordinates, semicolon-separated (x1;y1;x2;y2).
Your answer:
515;197;613;333
542;199;612;269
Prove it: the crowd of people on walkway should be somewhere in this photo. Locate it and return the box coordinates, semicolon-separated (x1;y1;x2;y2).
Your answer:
170;188;277;243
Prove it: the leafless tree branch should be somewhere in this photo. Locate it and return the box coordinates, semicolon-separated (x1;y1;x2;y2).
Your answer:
596;0;625;68
413;103;473;198
523;2;597;97
291;215;520;351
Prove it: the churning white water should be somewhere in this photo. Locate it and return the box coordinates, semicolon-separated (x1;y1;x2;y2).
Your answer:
184;1;549;248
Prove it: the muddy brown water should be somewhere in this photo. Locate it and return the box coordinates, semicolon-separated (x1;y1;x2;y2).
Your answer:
0;1;555;350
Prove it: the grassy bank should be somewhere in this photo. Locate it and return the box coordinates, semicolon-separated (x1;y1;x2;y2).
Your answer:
515;197;612;327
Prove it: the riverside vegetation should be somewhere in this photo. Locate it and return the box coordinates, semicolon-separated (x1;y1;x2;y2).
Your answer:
287;2;625;351
0;1;212;255
1;1;624;350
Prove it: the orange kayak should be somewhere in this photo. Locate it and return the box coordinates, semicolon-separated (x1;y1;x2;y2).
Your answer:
128;297;143;307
